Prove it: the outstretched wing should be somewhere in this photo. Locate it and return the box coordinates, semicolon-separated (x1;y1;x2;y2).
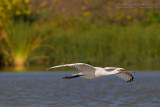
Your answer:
47;63;96;73
116;72;134;82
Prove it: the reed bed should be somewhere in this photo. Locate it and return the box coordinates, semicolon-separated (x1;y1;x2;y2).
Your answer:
43;21;160;70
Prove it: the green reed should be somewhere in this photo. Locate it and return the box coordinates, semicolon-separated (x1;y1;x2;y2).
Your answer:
1;19;160;70
1;21;53;67
44;21;160;70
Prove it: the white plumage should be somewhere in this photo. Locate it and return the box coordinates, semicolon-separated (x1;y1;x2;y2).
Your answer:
47;63;134;82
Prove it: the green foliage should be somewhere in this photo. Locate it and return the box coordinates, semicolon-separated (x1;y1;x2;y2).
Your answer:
1;21;53;66
0;0;52;67
43;21;160;70
0;0;30;27
1;0;160;71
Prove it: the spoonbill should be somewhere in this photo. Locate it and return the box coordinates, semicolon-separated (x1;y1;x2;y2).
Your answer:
47;63;134;82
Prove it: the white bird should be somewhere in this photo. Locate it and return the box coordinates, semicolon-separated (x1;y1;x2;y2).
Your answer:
47;63;134;82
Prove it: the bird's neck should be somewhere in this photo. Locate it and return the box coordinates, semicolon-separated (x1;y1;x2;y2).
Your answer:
95;67;117;76
104;71;117;75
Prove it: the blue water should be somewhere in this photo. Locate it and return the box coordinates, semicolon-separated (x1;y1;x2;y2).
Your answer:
0;72;160;107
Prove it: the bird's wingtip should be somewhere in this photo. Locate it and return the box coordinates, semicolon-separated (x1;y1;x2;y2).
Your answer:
46;68;51;70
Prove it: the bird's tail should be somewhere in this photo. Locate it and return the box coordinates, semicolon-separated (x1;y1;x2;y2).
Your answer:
63;75;81;79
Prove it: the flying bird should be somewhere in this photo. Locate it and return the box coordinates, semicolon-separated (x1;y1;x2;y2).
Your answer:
47;63;134;82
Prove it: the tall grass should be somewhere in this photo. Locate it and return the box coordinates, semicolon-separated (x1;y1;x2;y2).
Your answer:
1;18;160;70
44;21;160;70
1;0;160;71
1;22;53;67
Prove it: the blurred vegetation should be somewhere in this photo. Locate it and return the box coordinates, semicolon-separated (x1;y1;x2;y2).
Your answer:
2;22;53;66
0;0;160;70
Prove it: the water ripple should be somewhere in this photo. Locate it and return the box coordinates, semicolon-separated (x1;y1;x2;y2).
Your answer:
0;72;160;106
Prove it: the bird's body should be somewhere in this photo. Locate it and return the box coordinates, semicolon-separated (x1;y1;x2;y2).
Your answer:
47;63;134;82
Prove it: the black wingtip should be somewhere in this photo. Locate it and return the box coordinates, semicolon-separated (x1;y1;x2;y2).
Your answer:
127;76;134;82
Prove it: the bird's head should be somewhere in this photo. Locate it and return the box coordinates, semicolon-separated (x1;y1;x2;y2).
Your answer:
115;68;126;74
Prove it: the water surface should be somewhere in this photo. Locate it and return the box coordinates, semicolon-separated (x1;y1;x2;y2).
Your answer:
0;72;160;107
